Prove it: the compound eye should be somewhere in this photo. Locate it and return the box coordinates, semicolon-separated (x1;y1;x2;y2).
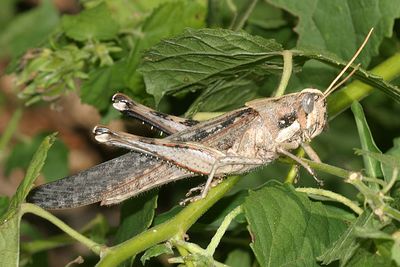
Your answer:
302;94;315;114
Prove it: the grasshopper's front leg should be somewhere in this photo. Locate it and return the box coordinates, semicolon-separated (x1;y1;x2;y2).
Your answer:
112;93;199;135
93;126;264;200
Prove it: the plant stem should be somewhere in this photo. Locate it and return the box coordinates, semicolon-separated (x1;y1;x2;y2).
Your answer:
97;176;241;267
194;52;400;122
328;53;400;119
21;203;105;255
280;157;351;179
232;0;258;31
383;205;400;222
284;149;305;184
296;187;363;215
274;50;293;97
206;205;242;255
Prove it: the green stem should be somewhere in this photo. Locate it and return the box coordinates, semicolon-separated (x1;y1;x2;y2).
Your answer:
226;0;238;30
382;168;398;195
206;205;242;255
173;237;195;267
284;149;305;184
274;50;293;97
21;234;75;254
328;53;400;119
170;240;229;267
232;0;258;31
194;52;400;122
21;203;105;255
383;205;400;222
97;176;241;267
280;157;351;179
21;213;108;254
296;187;363;215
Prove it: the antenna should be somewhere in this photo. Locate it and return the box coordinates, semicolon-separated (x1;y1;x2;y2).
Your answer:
323;28;374;98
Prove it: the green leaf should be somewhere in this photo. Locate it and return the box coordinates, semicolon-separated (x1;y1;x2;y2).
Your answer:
125;0;206;97
140;243;173;265
0;0;16;29
80;61;127;111
0;134;55;267
268;0;400;66
224;249;252;267
0;212;20;267
139;28;283;105
317;211;384;266
103;0;175;29
197;190;248;229
42;137;69;182
2;133;56;221
185;79;258;116
0;0;59;61
153;205;183;226
246;1;287;29
0;197;9;218
114;190;158;244
354;149;400;170
292;50;400;103
83;214;110;244
243;182;347;267
382;137;400;182
353;227;393;240
61;3;120;41
0;108;22;153
351;101;383;179
345;244;392;267
4;133;68;182
114;190;158;266
392;238;400;266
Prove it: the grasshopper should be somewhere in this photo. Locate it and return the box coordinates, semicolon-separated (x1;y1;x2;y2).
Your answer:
28;30;372;209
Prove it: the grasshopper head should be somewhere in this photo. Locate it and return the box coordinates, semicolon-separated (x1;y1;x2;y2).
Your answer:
297;88;327;141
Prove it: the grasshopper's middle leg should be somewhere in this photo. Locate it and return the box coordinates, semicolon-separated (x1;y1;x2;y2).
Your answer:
277;147;324;186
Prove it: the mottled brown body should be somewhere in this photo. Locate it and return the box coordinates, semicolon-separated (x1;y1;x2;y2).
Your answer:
27;29;373;209
28;89;327;209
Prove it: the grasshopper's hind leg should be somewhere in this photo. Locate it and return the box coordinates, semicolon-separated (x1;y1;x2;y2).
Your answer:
112;93;199;135
200;156;264;199
93;125;227;175
181;156;264;205
94;126;264;201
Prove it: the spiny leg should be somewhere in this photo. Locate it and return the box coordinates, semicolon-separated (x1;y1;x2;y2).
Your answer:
112;93;199;135
301;143;322;163
277;147;324;186
179;156;264;205
94;126;264;201
180;177;224;206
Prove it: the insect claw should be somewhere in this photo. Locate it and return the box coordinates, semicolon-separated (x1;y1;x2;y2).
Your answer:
185;184;205;197
314;176;324;187
179;195;203;206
